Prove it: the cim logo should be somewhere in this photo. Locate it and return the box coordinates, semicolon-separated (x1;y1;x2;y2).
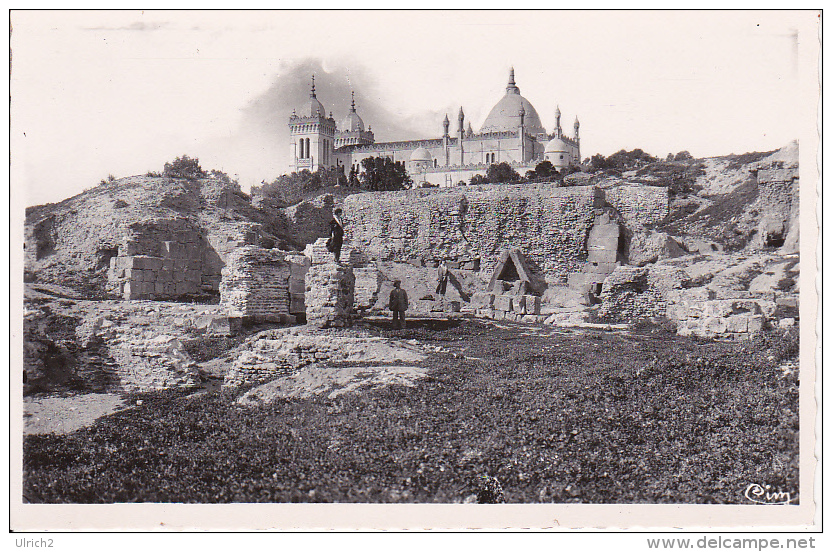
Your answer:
744;483;795;505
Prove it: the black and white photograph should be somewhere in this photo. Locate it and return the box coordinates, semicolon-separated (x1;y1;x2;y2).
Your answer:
10;9;820;532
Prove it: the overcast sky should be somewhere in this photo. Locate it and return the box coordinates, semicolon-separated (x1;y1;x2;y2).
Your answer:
11;10;817;206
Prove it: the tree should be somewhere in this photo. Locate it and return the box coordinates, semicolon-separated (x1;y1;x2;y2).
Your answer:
163;155;206;180
674;150;693;161
359;157;413;191
348;166;360;188
469;174;488;186
588;154;608;172
533;160;556;179
485;162;520;184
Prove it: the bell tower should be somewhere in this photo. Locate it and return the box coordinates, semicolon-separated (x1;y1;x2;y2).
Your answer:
289;75;337;173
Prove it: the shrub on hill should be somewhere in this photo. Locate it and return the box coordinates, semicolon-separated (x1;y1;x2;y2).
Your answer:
163;155;207;180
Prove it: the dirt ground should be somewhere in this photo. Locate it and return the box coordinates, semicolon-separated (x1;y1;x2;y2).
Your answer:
23;393;127;436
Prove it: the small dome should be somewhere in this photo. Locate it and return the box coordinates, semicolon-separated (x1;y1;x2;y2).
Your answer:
307;76;326;117
545;138;570;154
341;91;365;131
309;95;326;118
410;147;432;162
342;111;364;132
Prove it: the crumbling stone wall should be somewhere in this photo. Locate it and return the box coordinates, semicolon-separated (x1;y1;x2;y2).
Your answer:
354;266;383;311
754;161;799;249
567;210;622;294
286;254;311;316
107;218;219;300
304;238;355;328
220;246;292;322
598;265;689;322
344;184;609;282
344;183;669;282
603;185;670;228
666;289;772;339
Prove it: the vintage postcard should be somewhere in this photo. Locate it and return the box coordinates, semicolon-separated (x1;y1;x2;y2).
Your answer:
9;10;821;531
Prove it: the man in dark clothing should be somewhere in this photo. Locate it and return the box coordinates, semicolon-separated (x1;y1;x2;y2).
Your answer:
327;208;344;262
389;280;409;329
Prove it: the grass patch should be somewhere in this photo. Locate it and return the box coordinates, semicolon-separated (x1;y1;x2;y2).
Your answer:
23;321;799;504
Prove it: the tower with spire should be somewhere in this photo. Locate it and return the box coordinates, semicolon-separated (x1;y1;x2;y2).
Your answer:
288;76;337;173
334;90;375;149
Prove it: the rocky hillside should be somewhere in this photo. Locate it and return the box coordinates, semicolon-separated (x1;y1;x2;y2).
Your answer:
655;141;799;252
24;176;337;297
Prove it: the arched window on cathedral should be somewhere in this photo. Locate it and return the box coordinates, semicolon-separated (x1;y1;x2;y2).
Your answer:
305;138;311;159
434;159;438;168
299;139;304;159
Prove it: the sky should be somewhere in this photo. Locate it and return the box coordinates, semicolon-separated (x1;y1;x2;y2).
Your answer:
11;10;817;206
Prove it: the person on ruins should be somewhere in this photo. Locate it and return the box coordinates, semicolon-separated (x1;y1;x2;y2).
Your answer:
327;207;345;262
389;279;409;329
436;260;450;309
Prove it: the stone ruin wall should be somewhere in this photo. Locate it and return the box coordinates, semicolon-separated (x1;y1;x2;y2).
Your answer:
303;238;356;328
754;162;799;250
603;185;670;228
343;183;669;283
598;264;776;339
107;218;222;300
220;246;289;321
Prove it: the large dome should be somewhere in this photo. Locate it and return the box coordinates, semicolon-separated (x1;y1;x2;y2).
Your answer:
480;69;546;135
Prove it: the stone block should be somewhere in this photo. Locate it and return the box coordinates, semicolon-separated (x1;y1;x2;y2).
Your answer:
778;317;796;328
703;300;733;318
494;295;513;312
161;241;176;258
584;261;618;275
132;255;163;271
730;300;762;314
588;249;618;264
682;287;715;302
289;294;306;314
776;296;799;309
524;295;541;315
289;278;306;294
756;300;777;318
521;314;540;324
447;301;461;313
683;301;705;318
471;292;495;309
513;295;527;314
747;315;765;333
702;317;727;335
155;282;166;294
725;314;749;333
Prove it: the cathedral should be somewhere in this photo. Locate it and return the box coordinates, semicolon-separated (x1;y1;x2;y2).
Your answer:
288;68;581;187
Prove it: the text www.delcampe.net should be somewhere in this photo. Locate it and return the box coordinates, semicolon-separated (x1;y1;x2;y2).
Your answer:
647;537;817;550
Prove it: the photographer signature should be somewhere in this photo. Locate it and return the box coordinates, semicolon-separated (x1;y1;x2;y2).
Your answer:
744;483;794;505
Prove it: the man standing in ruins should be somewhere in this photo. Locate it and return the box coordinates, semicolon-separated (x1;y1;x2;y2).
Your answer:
389;279;409;329
327;207;344;262
436;260;449;310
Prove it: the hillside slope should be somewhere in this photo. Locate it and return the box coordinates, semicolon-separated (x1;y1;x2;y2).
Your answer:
24;176;335;296
654;141;798;252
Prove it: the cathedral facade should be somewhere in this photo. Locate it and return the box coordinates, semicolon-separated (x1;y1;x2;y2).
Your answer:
288;69;581;187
